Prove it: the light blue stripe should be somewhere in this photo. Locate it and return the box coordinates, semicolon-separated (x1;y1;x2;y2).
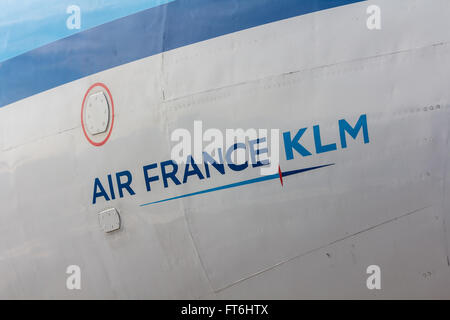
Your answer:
0;0;174;63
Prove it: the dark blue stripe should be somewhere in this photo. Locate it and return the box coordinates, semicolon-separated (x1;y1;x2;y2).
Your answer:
140;163;334;206
282;163;334;177
0;0;365;107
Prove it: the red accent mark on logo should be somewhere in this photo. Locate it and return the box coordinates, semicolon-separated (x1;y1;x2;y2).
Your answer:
81;82;114;147
278;165;283;187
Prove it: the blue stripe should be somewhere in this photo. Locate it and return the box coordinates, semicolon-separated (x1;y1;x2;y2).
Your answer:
140;164;334;206
0;0;175;63
0;0;365;108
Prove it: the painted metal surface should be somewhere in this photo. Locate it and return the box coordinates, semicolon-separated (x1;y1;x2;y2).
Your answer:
0;0;450;299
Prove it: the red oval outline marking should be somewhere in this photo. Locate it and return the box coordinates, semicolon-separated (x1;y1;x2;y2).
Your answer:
81;82;115;147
